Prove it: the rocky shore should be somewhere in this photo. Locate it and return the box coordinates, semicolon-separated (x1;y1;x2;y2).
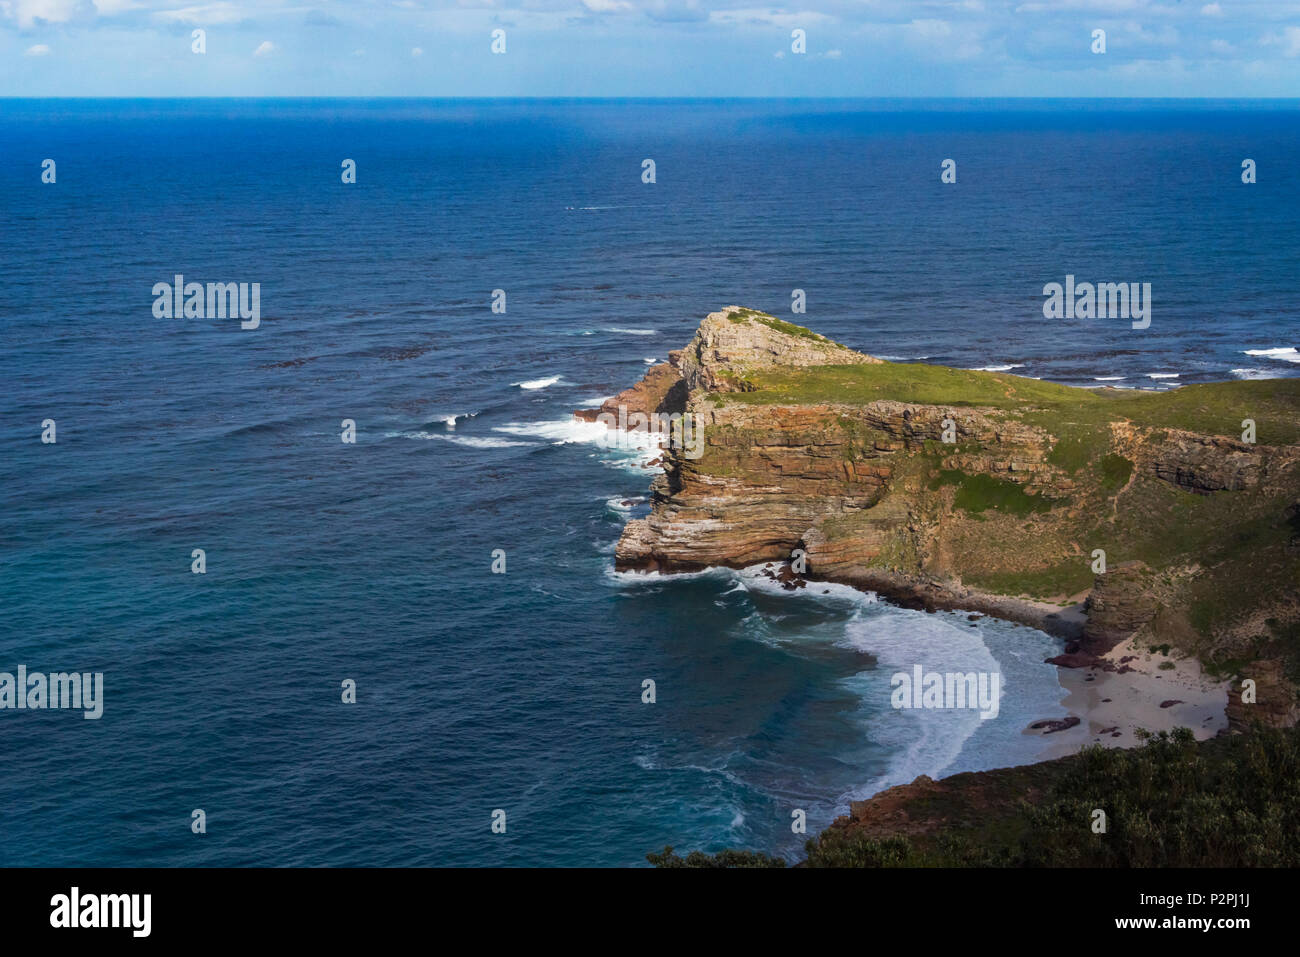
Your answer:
584;305;1300;849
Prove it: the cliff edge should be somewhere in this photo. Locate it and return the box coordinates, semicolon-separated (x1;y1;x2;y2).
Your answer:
584;305;1300;727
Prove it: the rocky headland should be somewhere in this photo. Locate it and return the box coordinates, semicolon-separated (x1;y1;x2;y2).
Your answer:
582;306;1300;861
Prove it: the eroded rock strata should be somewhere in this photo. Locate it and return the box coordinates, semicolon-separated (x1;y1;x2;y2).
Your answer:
584;306;1300;726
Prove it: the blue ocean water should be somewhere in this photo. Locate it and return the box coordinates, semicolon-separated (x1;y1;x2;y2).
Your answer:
1;99;1298;866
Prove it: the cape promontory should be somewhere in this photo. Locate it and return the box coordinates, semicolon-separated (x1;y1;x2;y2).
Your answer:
583;306;1300;731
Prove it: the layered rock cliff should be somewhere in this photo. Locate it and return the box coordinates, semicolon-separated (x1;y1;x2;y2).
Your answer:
585;306;1300;726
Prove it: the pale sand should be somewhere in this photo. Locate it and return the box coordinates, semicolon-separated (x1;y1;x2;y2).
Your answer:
1032;634;1231;760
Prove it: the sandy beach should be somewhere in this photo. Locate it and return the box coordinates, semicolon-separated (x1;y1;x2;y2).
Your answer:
1033;633;1231;760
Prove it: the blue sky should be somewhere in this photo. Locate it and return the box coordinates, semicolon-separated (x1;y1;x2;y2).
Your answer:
4;0;1300;97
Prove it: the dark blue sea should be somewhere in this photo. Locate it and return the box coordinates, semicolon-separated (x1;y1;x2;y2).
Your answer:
2;99;1298;866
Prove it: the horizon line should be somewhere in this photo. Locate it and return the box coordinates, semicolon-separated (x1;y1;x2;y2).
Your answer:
5;94;1300;102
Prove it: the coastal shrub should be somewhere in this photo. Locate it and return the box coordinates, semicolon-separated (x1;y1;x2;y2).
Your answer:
803;833;923;868
646;846;786;868
1015;726;1300;867
1099;453;1134;491
1046;434;1091;473
966;562;1093;602
653;726;1300;868
951;473;1055;517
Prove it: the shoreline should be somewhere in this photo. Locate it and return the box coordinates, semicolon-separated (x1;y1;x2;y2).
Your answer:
591;409;1236;796
662;557;1231;784
813;565;1231;771
792;564;1231;760
811;565;1089;642
1034;633;1231;759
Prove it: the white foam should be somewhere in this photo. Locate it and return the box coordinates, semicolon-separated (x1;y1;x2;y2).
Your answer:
605;565;732;587
1147;373;1180;379
515;375;563;390
440;411;480;429
386;431;532;449
708;566;1060;802
838;609;1050;802
643;357;658;364
1094;375;1126;381
608;562;1068;813
567;204;663;211
605;327;657;336
1231;368;1281;380
731;564;878;609
1243;347;1300;362
496;417;666;471
970;363;1025;372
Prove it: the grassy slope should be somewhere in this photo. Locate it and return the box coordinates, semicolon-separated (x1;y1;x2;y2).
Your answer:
727;360;1300;446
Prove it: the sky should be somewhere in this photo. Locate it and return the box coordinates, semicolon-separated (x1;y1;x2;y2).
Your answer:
3;0;1300;97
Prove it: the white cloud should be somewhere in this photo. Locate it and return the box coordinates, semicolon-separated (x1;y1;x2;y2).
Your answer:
154;3;248;26
818;48;842;59
876;18;985;61
411;46;423;56
1261;26;1300;58
1200;3;1223;16
0;0;80;28
24;42;51;55
253;40;274;56
708;9;834;29
94;0;143;13
582;0;631;11
1014;1;1162;11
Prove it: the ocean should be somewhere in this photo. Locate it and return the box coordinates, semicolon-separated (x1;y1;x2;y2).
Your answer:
1;98;1297;866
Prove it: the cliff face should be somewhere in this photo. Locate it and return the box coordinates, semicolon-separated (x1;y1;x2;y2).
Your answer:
587;306;1300;724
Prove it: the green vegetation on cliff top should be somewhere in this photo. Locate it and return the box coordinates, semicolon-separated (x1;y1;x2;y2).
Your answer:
725;307;831;343
722;360;1300;446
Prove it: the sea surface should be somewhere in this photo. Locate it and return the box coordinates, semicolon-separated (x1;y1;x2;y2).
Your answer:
1;99;1298;866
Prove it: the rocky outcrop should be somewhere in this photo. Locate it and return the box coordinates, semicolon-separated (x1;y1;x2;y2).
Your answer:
584;306;1300;726
1226;660;1300;732
834;758;1069;840
677;306;880;395
574;351;686;428
1081;561;1161;653
1109;421;1293;495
